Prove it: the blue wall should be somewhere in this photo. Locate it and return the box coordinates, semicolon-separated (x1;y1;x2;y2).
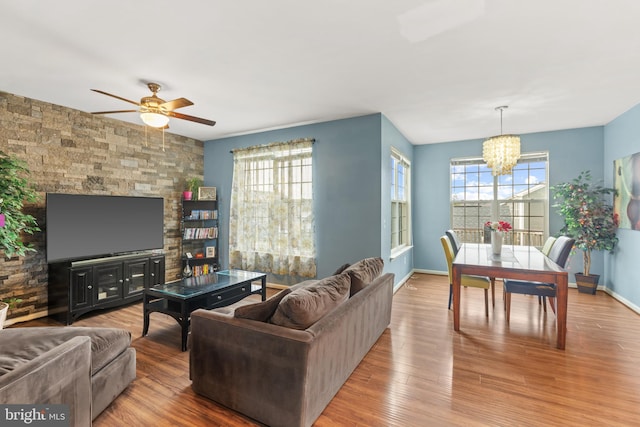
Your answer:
604;104;640;309
204;114;395;281
203;103;640;309
381;115;414;286
413;126;604;277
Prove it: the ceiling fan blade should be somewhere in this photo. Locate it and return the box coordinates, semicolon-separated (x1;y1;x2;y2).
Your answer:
160;97;193;111
92;109;138;114
167;111;216;126
91;89;141;106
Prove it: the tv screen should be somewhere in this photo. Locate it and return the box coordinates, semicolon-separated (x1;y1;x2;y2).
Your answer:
46;194;164;263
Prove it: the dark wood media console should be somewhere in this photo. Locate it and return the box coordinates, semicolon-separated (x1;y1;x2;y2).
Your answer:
48;252;165;324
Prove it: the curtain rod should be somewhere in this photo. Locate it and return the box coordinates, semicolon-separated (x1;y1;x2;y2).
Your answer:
229;137;315;154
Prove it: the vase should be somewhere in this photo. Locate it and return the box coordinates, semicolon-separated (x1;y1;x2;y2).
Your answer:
491;231;503;255
183;260;193;278
0;302;8;329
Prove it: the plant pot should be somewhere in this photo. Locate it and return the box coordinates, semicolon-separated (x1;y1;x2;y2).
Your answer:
182;191;193;201
0;302;8;329
575;273;599;295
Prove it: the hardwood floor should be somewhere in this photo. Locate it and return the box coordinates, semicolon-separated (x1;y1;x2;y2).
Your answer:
19;274;640;426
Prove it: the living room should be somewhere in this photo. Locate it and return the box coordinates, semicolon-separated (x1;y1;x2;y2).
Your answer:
2;1;640;426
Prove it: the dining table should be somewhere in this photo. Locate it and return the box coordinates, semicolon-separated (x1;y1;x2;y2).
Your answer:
452;243;570;349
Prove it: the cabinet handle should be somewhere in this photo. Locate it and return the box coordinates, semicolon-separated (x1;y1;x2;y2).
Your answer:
151;273;155;277
119;279;124;283
217;295;222;300
88;285;93;289
125;278;130;282
241;287;246;292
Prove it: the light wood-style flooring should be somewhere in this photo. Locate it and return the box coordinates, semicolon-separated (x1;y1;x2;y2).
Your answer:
20;273;640;426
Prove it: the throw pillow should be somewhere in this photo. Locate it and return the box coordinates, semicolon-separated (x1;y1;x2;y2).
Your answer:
343;257;384;296
234;288;292;322
332;263;351;275
269;272;351;330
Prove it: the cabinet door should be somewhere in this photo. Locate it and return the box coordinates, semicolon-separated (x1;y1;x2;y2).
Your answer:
70;267;94;310
94;263;124;304
149;256;165;286
124;258;149;296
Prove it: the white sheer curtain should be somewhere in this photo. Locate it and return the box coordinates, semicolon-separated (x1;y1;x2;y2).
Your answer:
229;138;316;277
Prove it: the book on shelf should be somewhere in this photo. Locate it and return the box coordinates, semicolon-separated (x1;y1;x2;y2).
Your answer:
186;263;218;277
184;210;218;220
183;227;218;239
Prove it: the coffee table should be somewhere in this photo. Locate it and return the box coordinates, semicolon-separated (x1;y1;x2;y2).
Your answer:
142;269;267;351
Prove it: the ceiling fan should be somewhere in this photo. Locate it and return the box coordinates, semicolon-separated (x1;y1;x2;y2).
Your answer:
91;82;216;128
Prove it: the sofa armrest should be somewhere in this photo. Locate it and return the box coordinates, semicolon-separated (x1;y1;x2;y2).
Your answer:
0;336;92;427
190;309;314;427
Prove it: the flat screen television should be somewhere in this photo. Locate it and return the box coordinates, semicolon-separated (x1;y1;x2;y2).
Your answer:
46;193;164;263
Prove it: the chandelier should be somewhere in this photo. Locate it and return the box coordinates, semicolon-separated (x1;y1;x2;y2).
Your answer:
482;106;520;176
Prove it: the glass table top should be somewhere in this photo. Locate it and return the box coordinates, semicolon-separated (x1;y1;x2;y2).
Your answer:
149;269;265;298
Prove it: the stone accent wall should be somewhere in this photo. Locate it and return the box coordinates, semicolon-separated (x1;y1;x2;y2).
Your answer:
0;91;204;323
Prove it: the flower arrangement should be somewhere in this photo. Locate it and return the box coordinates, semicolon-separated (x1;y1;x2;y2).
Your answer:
485;220;512;233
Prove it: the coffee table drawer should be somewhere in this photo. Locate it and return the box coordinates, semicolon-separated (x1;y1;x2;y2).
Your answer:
206;283;251;306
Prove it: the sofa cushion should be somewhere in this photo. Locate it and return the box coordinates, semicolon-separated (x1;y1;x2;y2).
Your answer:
269;272;351;330
343;257;384;296
234;288;292;322
0;326;131;377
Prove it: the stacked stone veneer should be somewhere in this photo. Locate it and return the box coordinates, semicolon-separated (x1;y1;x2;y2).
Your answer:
0;91;204;322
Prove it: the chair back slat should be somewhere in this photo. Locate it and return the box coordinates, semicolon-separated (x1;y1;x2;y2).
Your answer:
548;236;575;268
446;229;461;255
541;236;557;256
440;236;455;282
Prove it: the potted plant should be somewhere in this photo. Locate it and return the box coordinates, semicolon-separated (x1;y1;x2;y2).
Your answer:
1;150;39;325
551;170;619;294
183;177;201;201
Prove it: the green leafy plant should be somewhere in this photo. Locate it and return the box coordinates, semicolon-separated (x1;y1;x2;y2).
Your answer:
551;170;618;276
185;177;201;192
0;150;40;258
1;297;22;309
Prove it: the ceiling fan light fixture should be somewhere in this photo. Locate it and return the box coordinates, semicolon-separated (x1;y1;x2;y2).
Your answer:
140;111;170;128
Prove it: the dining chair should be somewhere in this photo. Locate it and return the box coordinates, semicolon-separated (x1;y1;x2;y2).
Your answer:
441;235;491;316
541;236;557;256
447;229;496;308
503;236;575;322
445;229;462;255
537;236;557;307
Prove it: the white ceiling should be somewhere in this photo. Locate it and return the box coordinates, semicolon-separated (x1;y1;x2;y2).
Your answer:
2;0;640;145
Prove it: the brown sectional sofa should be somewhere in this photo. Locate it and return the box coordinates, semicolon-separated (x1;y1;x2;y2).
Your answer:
190;258;394;427
0;327;136;426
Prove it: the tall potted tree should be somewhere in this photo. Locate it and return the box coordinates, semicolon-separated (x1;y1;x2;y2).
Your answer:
551;171;619;294
0;150;40;326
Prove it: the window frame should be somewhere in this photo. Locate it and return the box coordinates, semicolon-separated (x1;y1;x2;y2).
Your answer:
391;147;412;257
450;152;549;247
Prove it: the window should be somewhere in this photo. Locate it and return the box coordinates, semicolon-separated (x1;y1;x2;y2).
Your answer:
229;139;315;277
391;148;411;253
450;152;548;246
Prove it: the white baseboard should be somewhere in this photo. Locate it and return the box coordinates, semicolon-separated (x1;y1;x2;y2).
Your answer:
393;270;415;294
3;310;50;327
